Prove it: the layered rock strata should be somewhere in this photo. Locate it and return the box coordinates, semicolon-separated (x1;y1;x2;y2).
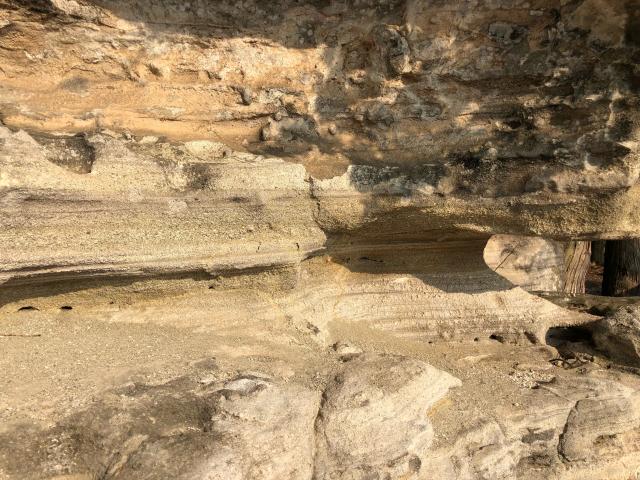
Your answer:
1;0;640;479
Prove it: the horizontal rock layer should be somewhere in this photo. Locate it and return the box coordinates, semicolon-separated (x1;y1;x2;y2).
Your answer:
1;1;640;479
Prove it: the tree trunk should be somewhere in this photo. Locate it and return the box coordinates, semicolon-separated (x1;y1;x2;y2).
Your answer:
603;240;640;296
563;241;591;294
591;240;606;266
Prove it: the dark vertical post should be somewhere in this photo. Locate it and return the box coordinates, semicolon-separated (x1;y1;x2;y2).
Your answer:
603;240;640;296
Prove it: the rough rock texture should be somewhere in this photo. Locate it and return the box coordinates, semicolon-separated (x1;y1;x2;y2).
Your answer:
591;306;640;368
314;354;460;480
484;236;592;293
1;0;640;479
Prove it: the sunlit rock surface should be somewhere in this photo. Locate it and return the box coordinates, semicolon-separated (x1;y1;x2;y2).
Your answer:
1;1;639;479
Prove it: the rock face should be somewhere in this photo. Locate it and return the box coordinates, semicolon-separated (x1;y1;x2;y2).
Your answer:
484;235;567;292
1;0;640;479
314;354;460;480
559;388;640;464
484;236;592;294
591;306;640;368
0;354;459;480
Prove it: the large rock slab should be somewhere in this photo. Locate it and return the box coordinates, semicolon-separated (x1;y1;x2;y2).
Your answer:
591;306;640;368
1;1;640;479
484;235;566;292
314;354;460;480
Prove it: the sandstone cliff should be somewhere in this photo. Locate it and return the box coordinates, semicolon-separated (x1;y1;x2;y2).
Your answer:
1;1;639;479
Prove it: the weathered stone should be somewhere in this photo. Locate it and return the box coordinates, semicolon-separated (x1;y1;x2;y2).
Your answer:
314;354;460;480
591;306;640;367
1;1;640;479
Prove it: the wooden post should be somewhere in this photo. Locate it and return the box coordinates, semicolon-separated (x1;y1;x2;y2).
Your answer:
563;241;591;294
603;240;640;296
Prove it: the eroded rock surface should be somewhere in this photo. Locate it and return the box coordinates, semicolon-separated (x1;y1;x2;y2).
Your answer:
484;235;567;292
314;354;460;480
1;0;640;479
591;306;640;368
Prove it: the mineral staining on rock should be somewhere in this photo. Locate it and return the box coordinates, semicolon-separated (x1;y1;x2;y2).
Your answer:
1;0;640;479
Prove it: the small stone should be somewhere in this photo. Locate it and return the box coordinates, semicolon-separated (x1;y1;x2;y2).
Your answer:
332;341;363;358
328;124;337;135
260;126;272;141
139;136;159;144
99;128;119;138
198;374;217;385
147;63;167;78
224;376;269;394
239;87;254;106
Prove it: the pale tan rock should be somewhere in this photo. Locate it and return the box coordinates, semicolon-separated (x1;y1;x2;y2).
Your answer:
314;354;461;480
1;1;640;479
559;390;640;464
484;235;566;292
194;376;320;480
591;306;640;368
